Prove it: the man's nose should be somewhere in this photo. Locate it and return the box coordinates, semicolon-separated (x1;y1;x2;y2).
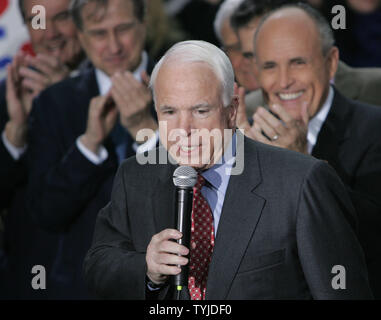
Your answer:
177;114;193;136
108;32;122;55
44;20;61;40
279;67;294;89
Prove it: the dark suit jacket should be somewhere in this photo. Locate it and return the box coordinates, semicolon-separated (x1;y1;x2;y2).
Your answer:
0;81;27;207
312;90;381;298
0;81;59;300
83;136;372;299
27;64;155;299
0;60;95;299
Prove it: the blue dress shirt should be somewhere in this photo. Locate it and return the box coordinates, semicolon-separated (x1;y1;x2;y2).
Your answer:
200;132;236;236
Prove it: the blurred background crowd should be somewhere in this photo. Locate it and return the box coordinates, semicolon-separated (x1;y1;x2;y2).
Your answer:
1;0;380;81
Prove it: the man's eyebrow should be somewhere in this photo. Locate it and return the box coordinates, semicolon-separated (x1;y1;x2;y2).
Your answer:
158;105;174;111
54;10;70;17
262;60;276;67
191;103;210;110
87;28;107;34
290;57;307;63
87;20;136;31
158;103;210;111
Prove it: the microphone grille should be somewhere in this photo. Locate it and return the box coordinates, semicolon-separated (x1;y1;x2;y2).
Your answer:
173;166;197;188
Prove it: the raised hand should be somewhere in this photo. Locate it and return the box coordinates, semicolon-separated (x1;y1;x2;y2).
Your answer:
20;53;70;92
110;70;157;142
80;93;119;154
252;102;309;154
4;54;34;147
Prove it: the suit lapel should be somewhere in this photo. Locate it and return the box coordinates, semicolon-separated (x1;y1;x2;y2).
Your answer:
73;68;100;134
77;67;99;105
152;158;178;233
312;89;351;178
206;137;266;300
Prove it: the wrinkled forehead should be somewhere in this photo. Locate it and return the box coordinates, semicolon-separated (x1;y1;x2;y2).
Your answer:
80;0;136;27
154;61;223;108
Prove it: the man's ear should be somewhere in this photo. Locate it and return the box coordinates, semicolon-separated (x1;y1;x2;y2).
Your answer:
327;46;339;80
228;95;239;128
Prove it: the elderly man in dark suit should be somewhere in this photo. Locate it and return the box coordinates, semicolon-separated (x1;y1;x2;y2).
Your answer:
83;40;372;300
236;3;381;298
27;0;158;299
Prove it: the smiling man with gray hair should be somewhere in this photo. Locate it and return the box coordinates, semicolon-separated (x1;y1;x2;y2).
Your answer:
83;40;371;300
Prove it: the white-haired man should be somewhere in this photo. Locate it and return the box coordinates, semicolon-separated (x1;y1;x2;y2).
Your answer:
83;40;372;300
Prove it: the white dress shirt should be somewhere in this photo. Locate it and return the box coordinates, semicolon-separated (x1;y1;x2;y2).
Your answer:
1;130;27;161
1;62;91;161
307;86;334;154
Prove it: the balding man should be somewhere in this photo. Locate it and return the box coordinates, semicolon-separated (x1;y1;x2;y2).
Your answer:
84;40;371;300
239;3;381;298
231;0;381;120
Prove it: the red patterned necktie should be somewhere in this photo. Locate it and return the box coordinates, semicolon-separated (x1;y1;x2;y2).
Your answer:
188;174;215;300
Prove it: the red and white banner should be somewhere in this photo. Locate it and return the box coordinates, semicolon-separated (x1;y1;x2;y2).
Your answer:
0;0;30;81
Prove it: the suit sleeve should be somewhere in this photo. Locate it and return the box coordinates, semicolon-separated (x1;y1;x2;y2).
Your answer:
296;161;373;299
0;139;27;209
349;140;381;296
0;83;28;209
83;163;148;300
27;92;117;232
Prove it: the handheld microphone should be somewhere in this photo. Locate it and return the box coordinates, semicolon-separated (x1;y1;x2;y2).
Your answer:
171;166;197;291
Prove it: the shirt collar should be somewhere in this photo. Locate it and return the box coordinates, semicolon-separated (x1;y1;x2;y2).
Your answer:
95;51;148;96
307;86;334;154
202;131;236;192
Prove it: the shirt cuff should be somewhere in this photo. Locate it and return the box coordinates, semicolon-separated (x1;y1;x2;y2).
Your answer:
1;130;27;161
76;136;108;165
147;282;162;292
146;276;166;292
133;130;159;154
